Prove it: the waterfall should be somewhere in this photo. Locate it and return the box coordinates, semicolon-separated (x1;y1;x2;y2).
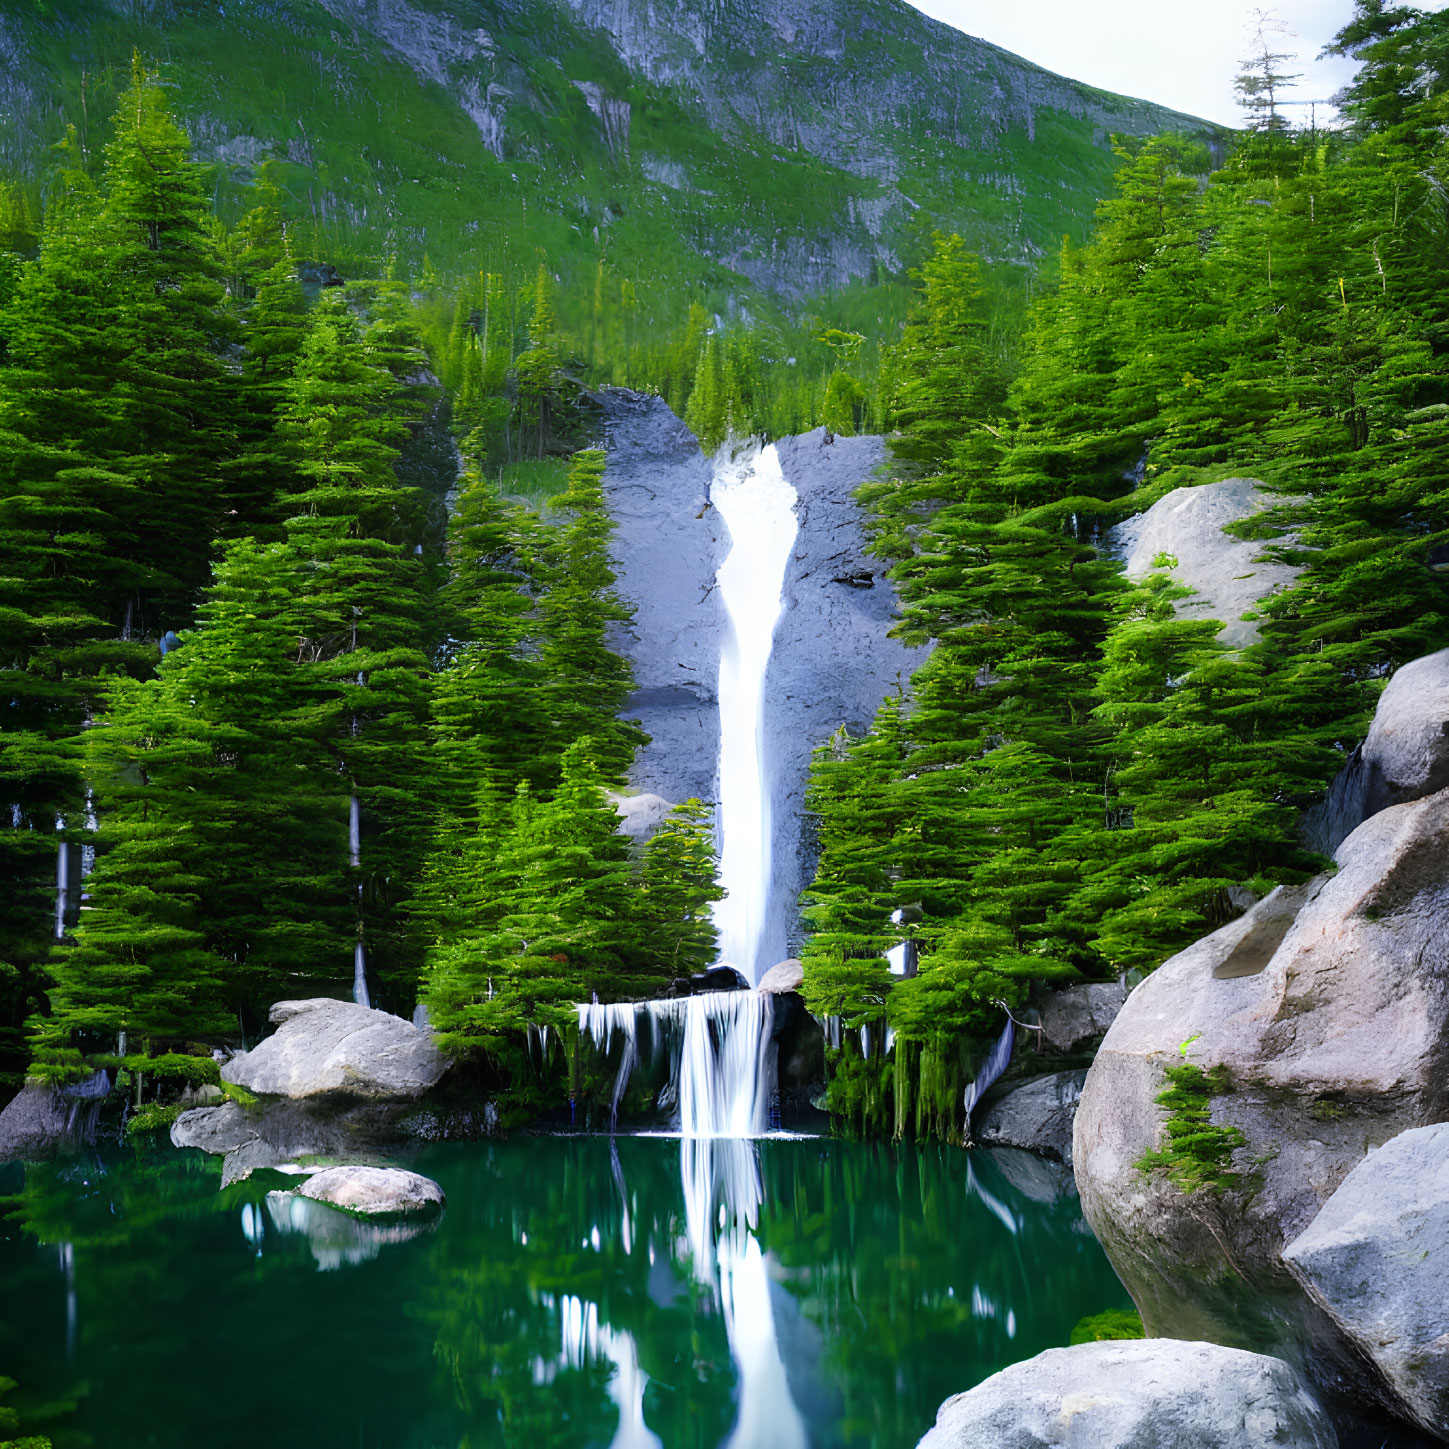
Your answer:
352;941;370;1010
577;992;775;1137
710;442;799;984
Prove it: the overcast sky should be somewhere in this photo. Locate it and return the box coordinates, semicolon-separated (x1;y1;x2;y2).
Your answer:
902;1;1448;127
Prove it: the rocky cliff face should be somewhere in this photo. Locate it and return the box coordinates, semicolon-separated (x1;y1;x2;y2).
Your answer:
600;390;925;964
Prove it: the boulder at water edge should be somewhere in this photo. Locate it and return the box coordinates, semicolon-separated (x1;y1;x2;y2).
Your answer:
296;1164;445;1216
0;1069;111;1162
222;998;447;1101
1073;785;1449;1417
1303;647;1449;855
1283;1123;1449;1440
917;1340;1337;1449
976;1070;1086;1165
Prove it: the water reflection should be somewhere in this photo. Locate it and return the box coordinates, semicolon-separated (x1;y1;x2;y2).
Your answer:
0;1138;1124;1449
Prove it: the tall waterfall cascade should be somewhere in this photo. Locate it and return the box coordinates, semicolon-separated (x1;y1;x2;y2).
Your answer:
709;442;799;986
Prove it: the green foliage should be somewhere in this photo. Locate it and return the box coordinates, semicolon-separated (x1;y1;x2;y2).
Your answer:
1070;1308;1145;1344
1136;1060;1245;1195
0;1374;52;1449
123;1101;182;1137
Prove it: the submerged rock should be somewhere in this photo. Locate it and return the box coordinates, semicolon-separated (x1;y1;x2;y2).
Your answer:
917;1340;1338;1449
976;1071;1086;1165
222;998;447;1101
1304;647;1449;855
1111;477;1301;648
1073;785;1449;1422
297;1164;445;1217
1284;1124;1449;1440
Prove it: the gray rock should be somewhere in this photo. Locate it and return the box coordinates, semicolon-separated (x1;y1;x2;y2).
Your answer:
976;1071;1087;1165
170;1101;260;1156
297;1164;445;1216
917;1340;1337;1449
1283;1123;1449;1439
609;790;677;843
1304;648;1449;855
222;998;447;1100
1111;478;1301;648
757;959;805;994
601;389;721;808
1039;982;1129;1053
1073;787;1449;1422
264;1189;436;1270
0;1072;111;1162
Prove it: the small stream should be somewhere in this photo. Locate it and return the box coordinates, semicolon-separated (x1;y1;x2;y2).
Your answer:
0;1137;1125;1449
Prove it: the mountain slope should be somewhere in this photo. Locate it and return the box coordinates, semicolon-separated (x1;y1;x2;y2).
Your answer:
0;0;1220;308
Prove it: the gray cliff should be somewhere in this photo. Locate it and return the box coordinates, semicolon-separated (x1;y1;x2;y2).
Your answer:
599;391;926;965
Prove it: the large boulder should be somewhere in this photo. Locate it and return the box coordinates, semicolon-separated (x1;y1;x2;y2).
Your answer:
976;1070;1086;1165
1038;981;1129;1054
222;998;447;1101
1304;648;1449;855
917;1340;1337;1449
1283;1123;1449;1440
1111;477;1300;648
1073;786;1449;1421
296;1164;444;1216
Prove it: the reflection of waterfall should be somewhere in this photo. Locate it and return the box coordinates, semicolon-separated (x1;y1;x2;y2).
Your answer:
710;443;799;984
577;991;776;1135
682;1136;809;1449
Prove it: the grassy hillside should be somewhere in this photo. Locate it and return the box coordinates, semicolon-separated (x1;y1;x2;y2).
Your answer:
0;0;1221;338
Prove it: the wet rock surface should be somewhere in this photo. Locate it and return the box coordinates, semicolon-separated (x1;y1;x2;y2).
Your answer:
976;1071;1087;1165
222;998;448;1101
917;1339;1339;1449
0;1071;110;1162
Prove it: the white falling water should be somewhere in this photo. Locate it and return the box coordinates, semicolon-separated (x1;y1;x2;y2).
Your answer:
352;941;370;1010
710;442;799;985
576;992;775;1138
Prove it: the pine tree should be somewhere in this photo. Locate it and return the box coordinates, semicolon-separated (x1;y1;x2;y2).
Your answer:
631;799;724;987
535;449;647;785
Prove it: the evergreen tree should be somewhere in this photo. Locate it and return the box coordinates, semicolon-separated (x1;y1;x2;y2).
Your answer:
631;799;724;985
535;449;647;785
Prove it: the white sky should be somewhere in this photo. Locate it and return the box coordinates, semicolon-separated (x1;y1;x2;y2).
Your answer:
903;0;1449;128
